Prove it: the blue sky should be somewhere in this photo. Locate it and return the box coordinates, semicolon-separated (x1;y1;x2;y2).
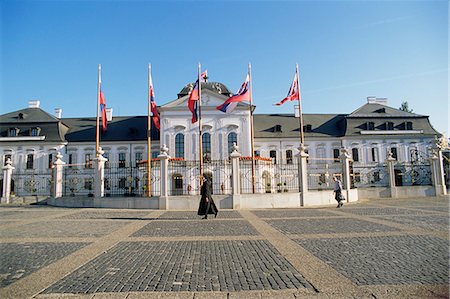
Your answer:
1;0;448;135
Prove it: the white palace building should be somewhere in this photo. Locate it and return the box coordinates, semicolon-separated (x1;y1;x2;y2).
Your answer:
0;81;447;208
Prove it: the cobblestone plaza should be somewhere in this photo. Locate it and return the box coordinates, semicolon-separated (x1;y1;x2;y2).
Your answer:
0;197;448;298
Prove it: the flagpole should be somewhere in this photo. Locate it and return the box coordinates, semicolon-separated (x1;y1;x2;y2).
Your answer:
95;64;101;157
147;64;152;197
296;63;305;145
249;63;256;193
198;63;203;186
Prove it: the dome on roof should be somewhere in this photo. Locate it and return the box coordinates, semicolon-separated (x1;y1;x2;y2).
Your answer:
177;82;233;98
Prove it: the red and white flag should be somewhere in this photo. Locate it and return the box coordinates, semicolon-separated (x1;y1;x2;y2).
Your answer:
149;71;160;130
275;72;300;106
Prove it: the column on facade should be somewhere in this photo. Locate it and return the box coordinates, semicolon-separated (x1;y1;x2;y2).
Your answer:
1;158;15;204
52;152;66;198
429;143;447;196
158;144;170;209
339;148;352;202
385;152;397;198
94;147;108;198
297;144;309;206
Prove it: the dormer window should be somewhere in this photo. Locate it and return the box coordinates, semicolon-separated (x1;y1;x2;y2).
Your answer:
8;128;19;137
386;122;394;130
366;122;375;130
405;121;413;130
30;127;40;136
305;124;312;132
274;125;282;133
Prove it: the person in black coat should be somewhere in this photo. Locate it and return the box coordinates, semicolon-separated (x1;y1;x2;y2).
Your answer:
197;176;218;219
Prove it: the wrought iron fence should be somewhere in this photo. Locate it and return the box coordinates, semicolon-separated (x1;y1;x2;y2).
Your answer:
351;163;389;188
12;169;53;197
394;162;432;186
269;163;299;193
307;158;341;190
240;157;274;194
103;161;160;197
168;160;232;196
63;167;96;197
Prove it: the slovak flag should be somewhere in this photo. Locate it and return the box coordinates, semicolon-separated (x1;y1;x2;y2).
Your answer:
275;72;300;106
149;73;160;130
187;69;208;123
99;78;107;132
216;73;250;113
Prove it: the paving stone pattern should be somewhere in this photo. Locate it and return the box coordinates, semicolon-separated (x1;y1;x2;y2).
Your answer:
267;218;400;235
251;209;336;218
61;210;153;220
44;240;312;293
0;220;130;238
132;220;259;237
373;215;449;231
340;207;433;216
159;210;243;219
0;210;60;220
0;242;88;288
296;235;449;285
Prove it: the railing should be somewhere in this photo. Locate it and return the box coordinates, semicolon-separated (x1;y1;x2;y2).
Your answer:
168;160;232;196
63;167;95;197
307;158;341;190
240;157;274;194
270;163;299;193
351;163;389;188
394;162;432;186
12;169;53;197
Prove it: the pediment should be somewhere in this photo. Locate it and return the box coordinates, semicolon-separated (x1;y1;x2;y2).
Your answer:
160;89;248;111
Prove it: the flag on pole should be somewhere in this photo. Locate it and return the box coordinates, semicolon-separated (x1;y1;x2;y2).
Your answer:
216;73;250;113
187;69;207;123
149;72;160;130
275;72;300;106
99;75;107;132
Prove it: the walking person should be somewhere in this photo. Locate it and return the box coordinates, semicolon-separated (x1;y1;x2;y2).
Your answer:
333;176;344;208
197;176;218;219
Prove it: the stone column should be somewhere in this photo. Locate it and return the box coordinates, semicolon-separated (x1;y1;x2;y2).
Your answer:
1;159;15;204
386;152;397;198
297;144;309;206
158;144;170;210
52;152;66;198
339;148;352;202
94;147;107;198
230;143;241;209
430;145;447;196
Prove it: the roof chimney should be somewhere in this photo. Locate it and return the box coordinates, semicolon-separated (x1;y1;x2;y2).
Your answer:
28;100;40;108
367;96;388;105
106;108;113;121
55;108;62;118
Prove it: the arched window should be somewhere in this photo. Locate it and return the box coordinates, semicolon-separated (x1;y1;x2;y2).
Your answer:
228;132;237;154
202;133;211;162
352;148;359;162
175;133;184;158
286;150;293;164
270;150;277;164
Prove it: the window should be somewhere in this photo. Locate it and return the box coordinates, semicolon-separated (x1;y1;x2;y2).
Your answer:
386;122;394;130
390;147;398;160
8;128;18;137
48;153;53;168
26;154;34;169
333;149;340;163
4;154;12;166
175;133;185;158
270;150;277;164
202;133;211;162
406;121;413;130
286;150;293;164
151;152;158;159
254;150;261;157
366;122;375;130
84;154;93;168
103;152;109;168
119;153;126;168
351;148;359;162
410;148;418;162
68;154;73;168
305;124;312;132
228;132;237;154
135;152;143;166
371;147;379;162
274;125;282;132
30;128;39;136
